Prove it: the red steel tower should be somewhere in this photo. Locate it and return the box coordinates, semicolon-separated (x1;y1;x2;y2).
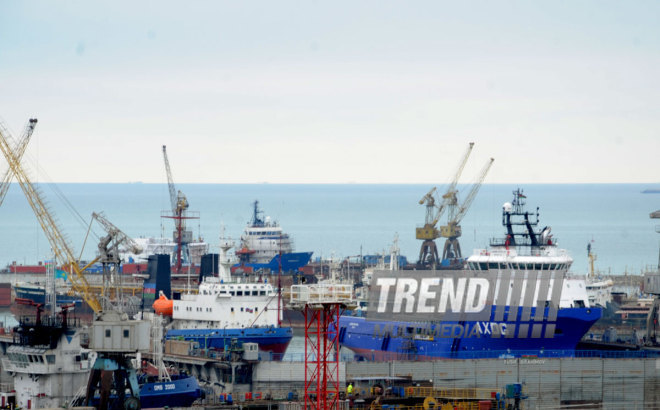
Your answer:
291;284;356;410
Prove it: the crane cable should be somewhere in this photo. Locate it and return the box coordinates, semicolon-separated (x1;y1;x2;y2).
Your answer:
17;126;103;258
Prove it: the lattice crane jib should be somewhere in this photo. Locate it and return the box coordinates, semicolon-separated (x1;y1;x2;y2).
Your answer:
440;157;494;260
0;118;37;206
0;121;102;313
162;145;191;273
92;212;143;257
441;141;475;223
162;145;177;213
416;142;475;267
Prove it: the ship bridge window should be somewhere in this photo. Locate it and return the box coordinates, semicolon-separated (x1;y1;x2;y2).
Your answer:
534;264;542;270
488;263;498;269
479;262;488;270
260;291;266;296
230;291;236;296
574;300;585;308
237;291;243;296
46;354;55;364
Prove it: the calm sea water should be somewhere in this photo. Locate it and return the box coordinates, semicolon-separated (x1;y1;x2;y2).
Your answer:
1;183;659;275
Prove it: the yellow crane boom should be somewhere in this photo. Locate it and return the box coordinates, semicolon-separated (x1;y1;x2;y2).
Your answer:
416;142;475;267
0;118;37;206
0;120;102;313
439;157;494;261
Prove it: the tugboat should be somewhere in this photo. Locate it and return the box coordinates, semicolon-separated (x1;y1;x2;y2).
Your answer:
337;189;602;360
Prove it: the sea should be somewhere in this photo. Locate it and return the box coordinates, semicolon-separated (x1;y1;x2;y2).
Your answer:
1;183;659;276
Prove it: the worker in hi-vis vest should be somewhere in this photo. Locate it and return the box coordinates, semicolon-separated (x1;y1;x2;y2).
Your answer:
347;383;354;395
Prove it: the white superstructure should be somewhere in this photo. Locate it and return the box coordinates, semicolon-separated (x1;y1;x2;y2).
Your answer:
467;247;590;309
1;321;95;409
239;200;294;263
466;188;591;310
586;279;614;307
172;278;282;329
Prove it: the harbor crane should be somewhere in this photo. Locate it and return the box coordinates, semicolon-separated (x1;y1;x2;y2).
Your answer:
438;157;494;262
0;119;102;313
1;118;150;409
162;144;195;274
0;118;37;207
416;142;474;268
91;211;143;310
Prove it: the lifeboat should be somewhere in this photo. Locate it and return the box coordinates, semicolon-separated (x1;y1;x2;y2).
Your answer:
152;293;173;316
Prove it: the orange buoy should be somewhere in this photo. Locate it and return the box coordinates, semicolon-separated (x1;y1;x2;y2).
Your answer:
153;293;173;316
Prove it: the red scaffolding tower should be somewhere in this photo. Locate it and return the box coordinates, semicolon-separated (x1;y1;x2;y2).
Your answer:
291;284;356;410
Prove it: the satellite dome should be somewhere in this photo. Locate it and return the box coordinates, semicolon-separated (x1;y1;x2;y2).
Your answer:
503;202;513;212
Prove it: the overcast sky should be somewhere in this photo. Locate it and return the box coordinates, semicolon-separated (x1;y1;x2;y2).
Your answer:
1;1;659;184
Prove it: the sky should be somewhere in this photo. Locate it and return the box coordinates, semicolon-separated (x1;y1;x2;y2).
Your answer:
0;1;659;184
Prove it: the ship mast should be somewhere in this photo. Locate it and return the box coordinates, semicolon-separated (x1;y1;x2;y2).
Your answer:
278;232;282;327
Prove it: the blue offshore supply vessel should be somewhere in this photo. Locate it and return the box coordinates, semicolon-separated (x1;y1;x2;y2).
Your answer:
337;189;602;360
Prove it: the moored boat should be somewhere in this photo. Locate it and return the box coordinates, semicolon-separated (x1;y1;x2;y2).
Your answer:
231;200;312;274
337;189;602;360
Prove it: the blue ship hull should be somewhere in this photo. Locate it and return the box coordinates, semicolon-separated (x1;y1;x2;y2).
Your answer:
14;284;82;306
166;326;293;358
232;251;312;273
337;306;601;360
139;375;203;409
13;285;95;321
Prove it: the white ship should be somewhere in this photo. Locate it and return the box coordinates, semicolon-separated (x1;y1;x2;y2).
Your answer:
584;243;613;308
239;200;295;264
161;237;293;359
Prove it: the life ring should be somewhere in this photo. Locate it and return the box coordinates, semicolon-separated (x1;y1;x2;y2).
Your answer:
423;396;438;409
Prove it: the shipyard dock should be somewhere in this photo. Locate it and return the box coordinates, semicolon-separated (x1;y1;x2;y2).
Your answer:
149;345;660;409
